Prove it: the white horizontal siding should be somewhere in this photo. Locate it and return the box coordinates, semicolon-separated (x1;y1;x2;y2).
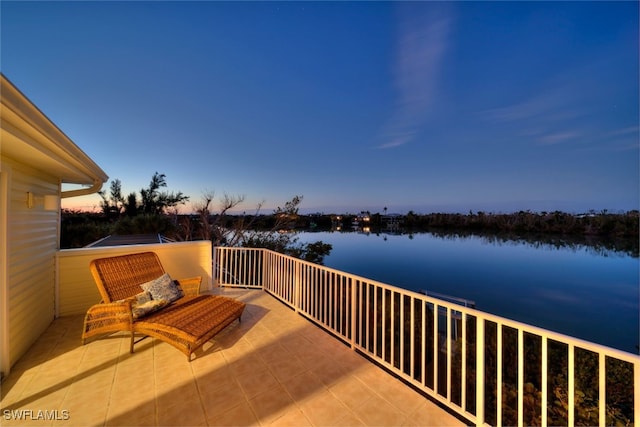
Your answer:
57;241;212;316
5;160;59;368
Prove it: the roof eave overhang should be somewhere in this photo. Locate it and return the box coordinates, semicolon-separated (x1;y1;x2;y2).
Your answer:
0;74;108;198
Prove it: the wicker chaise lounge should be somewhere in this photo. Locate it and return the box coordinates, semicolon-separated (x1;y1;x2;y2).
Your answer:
82;251;245;361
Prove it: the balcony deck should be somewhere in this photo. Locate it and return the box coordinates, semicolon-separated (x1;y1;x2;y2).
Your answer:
1;289;465;426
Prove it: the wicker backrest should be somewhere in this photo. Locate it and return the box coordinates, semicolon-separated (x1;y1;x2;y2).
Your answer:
90;252;166;303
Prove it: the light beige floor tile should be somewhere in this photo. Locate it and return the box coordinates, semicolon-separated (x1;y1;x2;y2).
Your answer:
402;399;465;426
329;375;376;410
247;384;296;425
220;340;257;363
0;373;36;406
153;364;193;387
257;342;291;364
352;394;407;427
207;400;259;427
332;412;367;427
353;362;397;392
56;401;108;427
107;412;157;427
267;357;308;383
267;407;312;426
226;355;267;378
281;370;326;404
155;380;200;410
106;399;156;426
242;325;277;347
235;368;280;399
194;367;236;398
378;377;426;415
19;388;69;413
199;381;247;419
190;350;227;375
66;370;114;393
157;402;207;427
299;389;350;426
310;359;350;387
62;386;111;410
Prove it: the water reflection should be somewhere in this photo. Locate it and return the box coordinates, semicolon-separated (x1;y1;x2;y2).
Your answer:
340;227;638;258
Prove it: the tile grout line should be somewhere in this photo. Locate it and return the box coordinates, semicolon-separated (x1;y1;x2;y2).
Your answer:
219;339;261;426
102;330;125;427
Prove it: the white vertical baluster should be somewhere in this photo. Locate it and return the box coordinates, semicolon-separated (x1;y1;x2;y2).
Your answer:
410;297;415;379
476;318;485;427
461;312;467;414
497;324;502;427
434;304;439;394
541;337;548;427
447;307;452;401
599;353;606;427
568;344;575;427
518;329;524;427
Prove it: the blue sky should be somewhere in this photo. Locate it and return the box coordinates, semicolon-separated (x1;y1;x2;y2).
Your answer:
2;1;638;214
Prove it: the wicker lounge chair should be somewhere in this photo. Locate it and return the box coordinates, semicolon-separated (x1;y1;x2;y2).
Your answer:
82;251;245;361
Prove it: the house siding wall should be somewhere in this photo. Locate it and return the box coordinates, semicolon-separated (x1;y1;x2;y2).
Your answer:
2;158;59;368
57;241;213;316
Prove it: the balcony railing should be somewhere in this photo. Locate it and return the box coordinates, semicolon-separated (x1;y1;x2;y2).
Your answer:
215;246;639;427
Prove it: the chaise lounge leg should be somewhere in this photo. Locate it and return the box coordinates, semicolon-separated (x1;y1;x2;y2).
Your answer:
130;331;135;353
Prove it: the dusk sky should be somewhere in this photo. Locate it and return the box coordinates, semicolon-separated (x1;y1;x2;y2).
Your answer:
2;1;638;215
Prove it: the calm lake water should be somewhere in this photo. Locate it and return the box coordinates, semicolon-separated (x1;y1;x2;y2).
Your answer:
297;231;639;354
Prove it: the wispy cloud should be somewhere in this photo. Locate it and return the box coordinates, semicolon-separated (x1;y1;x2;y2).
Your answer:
378;4;453;149
478;65;636;150
604;126;639;138
480;91;583;125
598;125;640;151
480;87;589;147
537;131;581;146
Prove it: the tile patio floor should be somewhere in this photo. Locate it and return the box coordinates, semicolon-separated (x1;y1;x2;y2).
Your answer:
1;289;466;426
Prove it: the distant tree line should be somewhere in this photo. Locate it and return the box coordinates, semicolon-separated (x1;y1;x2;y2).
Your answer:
62;173;332;264
399;209;639;238
325;209;638;238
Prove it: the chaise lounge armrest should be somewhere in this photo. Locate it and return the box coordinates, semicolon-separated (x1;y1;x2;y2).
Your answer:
175;276;202;297
82;300;134;347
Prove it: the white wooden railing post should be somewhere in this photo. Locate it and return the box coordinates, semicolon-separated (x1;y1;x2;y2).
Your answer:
350;278;357;349
568;344;575;427
294;259;301;313
497;324;503;427
476;318;485;427
599;352;606;427
635;363;640;427
541;337;548;427
461;312;467;413
518;329;524;427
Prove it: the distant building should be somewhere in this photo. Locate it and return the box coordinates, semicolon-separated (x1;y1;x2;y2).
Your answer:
382;213;402;230
85;234;175;247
